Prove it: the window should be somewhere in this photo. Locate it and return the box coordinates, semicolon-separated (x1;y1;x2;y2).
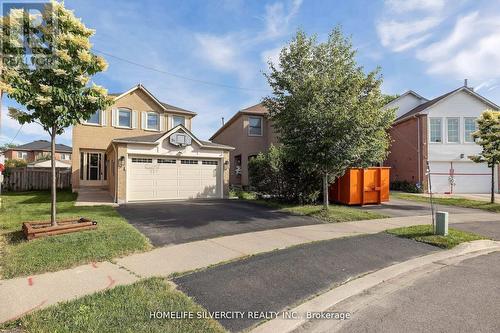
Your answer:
429;118;442;143
87;110;100;125
157;158;176;164
202;160;218;165
60;153;70;160
464;117;477;143
17;151;27;159
172;115;185;127
131;158;152;163
447;118;459;143
118;109;132;127
181;159;198;164
248;116;263;136
146;112;160;131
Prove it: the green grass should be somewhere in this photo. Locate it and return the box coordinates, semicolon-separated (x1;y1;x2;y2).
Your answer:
0;191;151;278
2;277;226;333
387;224;487;249
392;192;500;213
236;191;388;223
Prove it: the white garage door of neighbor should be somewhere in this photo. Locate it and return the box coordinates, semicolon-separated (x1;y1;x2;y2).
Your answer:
429;161;492;194
127;156;221;201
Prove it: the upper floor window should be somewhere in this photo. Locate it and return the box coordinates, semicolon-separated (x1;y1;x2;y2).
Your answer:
248;116;263;136
146;112;160;131
429;118;442;143
118;108;132;128
172;115;185;128
17;151;28;159
464;117;477;143
86;110;100;125
447;118;459;143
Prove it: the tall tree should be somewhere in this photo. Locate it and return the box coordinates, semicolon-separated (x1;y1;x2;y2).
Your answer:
264;28;395;209
1;1;112;225
471;110;500;203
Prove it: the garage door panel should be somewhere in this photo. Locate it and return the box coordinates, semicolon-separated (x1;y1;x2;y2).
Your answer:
128;156;221;201
429;161;492;193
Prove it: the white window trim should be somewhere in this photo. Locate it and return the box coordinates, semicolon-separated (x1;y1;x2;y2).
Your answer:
248;116;263;137
116;108;133;129
446;117;460;144
463;117;477;144
171;115;186;128
17;151;28;159
144;111;160;131
83;110;102;126
429;117;443;144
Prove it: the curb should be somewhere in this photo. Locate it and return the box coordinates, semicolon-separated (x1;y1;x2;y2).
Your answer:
250;240;500;333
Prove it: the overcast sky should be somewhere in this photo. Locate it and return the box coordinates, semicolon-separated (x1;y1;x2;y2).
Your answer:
2;0;500;146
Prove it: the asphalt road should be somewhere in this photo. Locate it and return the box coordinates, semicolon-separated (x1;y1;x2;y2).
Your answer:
173;233;439;332
302;251;500;333
453;221;500;240
116;200;318;246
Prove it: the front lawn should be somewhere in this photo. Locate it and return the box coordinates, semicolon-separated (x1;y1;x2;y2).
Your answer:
392;192;500;213
2;277;225;333
0;191;151;278
387;224;487;249
233;190;388;222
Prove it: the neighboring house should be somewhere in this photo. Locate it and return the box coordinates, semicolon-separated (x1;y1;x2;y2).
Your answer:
28;160;71;168
385;82;500;194
210;103;277;186
72;84;233;203
3;140;72;163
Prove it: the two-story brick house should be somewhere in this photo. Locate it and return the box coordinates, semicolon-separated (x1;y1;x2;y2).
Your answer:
210;103;277;186
72;84;233;203
3;140;72;163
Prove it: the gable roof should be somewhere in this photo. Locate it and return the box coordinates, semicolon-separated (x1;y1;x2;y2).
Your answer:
395;86;500;124
210;102;268;140
111;84;197;116
112;124;234;150
6;140;72;153
387;90;428;107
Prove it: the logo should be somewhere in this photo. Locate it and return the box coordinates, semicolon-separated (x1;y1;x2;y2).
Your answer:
1;1;57;68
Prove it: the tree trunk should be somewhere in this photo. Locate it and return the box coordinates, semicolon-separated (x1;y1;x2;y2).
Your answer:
491;164;495;204
323;172;329;210
50;126;57;226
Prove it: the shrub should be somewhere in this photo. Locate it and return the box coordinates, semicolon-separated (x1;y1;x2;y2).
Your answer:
248;145;322;204
390;180;423;193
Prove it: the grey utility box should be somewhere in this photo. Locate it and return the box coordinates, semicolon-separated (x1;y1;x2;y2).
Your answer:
435;211;449;236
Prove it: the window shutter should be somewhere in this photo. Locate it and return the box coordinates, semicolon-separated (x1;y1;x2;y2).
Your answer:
111;109;116;127
132;110;138;128
160;114;165;131
141;112;147;130
100;110;106;126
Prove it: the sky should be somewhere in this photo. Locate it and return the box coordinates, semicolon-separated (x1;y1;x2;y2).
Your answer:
1;0;500;146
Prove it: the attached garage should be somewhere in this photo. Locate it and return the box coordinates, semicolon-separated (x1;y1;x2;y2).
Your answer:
429;161;495;194
106;126;233;204
127;156;221;201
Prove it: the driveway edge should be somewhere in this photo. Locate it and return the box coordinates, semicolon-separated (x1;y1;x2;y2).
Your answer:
250;239;500;333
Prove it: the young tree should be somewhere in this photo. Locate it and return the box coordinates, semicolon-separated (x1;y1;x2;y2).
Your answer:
471;110;500;203
1;1;112;225
264;28;395;209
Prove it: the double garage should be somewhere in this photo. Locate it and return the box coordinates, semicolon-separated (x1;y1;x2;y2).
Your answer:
127;156;222;201
429;161;497;194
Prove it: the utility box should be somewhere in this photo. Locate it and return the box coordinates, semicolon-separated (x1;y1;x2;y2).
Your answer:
329;167;390;205
435;211;449;236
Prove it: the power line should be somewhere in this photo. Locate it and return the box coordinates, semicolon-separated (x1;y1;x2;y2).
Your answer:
93;48;269;93
7;124;23;146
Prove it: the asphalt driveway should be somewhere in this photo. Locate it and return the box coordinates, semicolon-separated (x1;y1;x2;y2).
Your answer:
116;200;319;246
173;233;439;332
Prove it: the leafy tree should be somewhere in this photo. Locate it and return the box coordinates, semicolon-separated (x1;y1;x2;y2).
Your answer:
471;110;500;203
0;143;18;151
264;28;395;209
382;93;399;105
1;1;112;225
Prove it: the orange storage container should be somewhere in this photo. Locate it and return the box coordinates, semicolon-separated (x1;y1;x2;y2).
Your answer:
329;167;390;205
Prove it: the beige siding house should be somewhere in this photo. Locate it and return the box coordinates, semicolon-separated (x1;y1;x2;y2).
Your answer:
210;103;277;186
72;84;233;203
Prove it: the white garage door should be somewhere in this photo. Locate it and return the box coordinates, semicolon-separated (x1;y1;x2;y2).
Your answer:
127;156;221;201
429;161;493;194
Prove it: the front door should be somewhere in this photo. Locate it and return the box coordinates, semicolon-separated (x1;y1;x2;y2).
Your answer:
80;151;107;186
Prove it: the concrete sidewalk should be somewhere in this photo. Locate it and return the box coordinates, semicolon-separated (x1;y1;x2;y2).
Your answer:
0;211;498;323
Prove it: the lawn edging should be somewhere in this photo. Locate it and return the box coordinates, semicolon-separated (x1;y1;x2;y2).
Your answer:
391;192;500;213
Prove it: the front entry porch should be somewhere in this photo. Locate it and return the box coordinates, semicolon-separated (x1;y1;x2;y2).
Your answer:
74;187;117;207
